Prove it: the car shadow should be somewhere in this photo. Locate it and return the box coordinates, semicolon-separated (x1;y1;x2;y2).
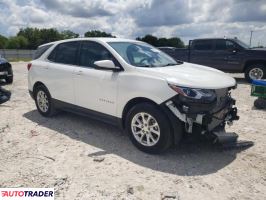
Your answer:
23;110;250;176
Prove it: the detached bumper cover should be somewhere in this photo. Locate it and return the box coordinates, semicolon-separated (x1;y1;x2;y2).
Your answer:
165;90;239;133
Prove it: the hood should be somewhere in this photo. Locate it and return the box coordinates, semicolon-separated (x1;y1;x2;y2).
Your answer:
139;62;236;89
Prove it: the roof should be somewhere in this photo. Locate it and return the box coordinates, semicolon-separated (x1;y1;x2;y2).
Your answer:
39;37;139;48
192;37;237;41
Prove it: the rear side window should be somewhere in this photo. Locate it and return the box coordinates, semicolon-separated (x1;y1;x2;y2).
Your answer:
192;40;213;51
34;44;52;59
79;41;117;68
48;42;79;65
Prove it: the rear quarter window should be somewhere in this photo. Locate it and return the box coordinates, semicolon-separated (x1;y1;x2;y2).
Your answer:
47;41;80;65
34;44;53;59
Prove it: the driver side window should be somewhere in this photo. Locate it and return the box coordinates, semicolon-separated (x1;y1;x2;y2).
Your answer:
79;41;118;68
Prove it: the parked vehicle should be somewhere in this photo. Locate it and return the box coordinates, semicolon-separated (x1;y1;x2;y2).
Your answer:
28;38;239;153
0;55;13;84
159;38;266;82
0;87;11;104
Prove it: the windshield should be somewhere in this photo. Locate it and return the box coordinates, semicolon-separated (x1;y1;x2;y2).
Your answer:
234;39;250;49
108;42;178;67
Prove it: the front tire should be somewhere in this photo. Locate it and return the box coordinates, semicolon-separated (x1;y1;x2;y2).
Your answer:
34;85;56;117
245;64;265;82
125;103;173;154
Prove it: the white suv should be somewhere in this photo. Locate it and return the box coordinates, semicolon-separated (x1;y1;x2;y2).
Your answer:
28;38;239;153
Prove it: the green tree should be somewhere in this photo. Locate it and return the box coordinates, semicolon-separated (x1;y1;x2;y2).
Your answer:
0;34;8;49
37;28;62;46
137;35;185;48
17;27;41;49
136;35;158;46
17;27;62;49
84;30;115;37
60;30;79;39
6;36;28;49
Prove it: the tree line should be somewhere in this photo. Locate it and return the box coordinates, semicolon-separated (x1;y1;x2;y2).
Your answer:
0;27;185;49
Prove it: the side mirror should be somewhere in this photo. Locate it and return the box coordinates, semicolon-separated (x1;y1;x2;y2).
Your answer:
94;60;120;71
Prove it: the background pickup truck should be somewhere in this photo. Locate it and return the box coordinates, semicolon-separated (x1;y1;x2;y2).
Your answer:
159;38;266;82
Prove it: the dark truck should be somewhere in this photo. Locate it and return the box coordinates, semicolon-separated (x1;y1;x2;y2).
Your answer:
159;38;266;82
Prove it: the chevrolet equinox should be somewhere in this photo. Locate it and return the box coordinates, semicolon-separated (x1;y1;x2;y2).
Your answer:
28;38;239;153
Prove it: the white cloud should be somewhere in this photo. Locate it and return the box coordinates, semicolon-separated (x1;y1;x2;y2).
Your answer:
0;0;266;46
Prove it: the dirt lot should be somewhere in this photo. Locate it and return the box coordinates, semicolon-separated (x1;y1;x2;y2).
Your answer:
0;62;266;200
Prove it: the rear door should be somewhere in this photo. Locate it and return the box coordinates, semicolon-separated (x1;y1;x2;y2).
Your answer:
74;41;120;116
46;41;80;104
190;39;214;67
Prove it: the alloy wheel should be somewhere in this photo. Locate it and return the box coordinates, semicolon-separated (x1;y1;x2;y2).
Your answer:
36;90;49;113
131;112;160;146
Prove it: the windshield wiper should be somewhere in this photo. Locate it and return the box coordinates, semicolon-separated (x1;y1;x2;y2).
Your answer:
138;64;154;68
163;60;183;67
164;63;177;66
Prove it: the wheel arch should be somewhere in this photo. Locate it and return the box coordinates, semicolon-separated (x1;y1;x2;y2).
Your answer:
33;81;48;96
243;60;266;72
121;97;158;129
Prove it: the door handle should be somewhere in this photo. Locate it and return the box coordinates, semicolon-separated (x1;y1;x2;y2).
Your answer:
76;70;83;75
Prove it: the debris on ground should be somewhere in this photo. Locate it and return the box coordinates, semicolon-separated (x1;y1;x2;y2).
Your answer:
93;157;105;162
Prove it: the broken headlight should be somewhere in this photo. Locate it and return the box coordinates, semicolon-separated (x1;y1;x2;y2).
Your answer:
168;84;217;103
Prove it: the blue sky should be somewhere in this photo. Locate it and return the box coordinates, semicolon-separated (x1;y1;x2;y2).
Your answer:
0;0;266;46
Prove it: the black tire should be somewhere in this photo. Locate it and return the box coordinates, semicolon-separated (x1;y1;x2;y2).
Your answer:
5;76;13;84
254;98;266;109
125;103;174;154
245;63;265;82
34;85;56;117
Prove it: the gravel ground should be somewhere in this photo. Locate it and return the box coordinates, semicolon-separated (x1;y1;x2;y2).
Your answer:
0;62;265;200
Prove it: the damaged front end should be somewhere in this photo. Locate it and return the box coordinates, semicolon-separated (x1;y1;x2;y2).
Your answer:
165;84;245;147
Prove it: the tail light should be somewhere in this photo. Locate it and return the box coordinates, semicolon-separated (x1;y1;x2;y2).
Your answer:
27;63;32;71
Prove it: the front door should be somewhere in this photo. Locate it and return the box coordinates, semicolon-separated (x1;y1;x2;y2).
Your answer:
212;39;242;72
74;41;120;116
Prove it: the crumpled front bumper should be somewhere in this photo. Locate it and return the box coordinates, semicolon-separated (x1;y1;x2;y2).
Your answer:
165;91;239;134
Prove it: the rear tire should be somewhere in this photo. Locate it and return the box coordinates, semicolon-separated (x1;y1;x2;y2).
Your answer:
125;103;174;154
245;63;265;82
34;85;56;117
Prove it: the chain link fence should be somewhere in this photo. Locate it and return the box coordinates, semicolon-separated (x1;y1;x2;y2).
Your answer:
0;49;36;61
